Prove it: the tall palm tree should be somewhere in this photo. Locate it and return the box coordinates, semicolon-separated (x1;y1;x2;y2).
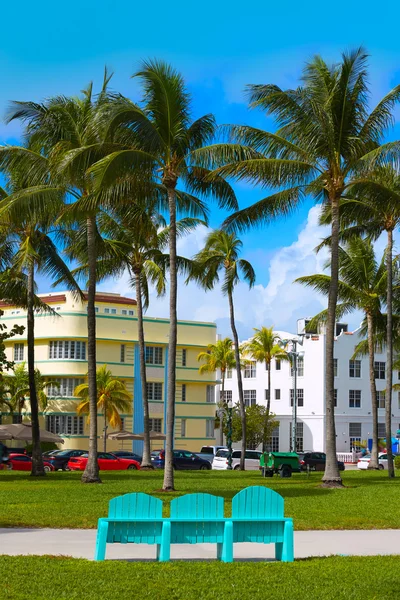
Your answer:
88;61;254;490
296;237;388;470
3;72;124;482
192;230;255;469
75;365;132;452
216;48;400;486
320;166;400;478
197;337;236;445
3;363;29;421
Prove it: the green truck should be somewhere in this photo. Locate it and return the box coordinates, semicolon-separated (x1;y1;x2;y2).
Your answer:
259;452;301;478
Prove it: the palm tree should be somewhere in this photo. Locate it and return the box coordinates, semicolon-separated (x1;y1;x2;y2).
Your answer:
192;230;255;469
3;72;123;483
75;365;132;452
216;48;400;486
296;237;388;470
3;363;29;421
88;60;254;490
197;338;236;445
242;327;289;415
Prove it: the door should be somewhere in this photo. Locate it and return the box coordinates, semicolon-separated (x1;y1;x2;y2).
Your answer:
245;451;261;470
11;456;32;471
175;451;196;469
97;453;120;470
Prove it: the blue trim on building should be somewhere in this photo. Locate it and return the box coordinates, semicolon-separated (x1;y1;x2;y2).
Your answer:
164;347;169;450
132;344;144;455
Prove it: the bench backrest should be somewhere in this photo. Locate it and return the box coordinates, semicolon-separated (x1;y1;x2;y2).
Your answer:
107;493;163;544
170;493;224;543
231;486;285;543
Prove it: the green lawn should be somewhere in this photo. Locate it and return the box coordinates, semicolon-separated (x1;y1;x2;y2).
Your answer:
1;469;399;530
0;555;398;600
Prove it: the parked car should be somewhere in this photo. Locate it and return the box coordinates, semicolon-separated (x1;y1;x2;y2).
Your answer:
151;449;211;470
194;445;228;464
67;452;140;471
298;451;345;471
7;453;54;472
46;449;87;471
357;452;388;470
112;451;142;463
42;450;63;458
212;449;262;470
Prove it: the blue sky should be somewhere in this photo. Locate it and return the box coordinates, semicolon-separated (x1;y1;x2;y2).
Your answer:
2;1;400;337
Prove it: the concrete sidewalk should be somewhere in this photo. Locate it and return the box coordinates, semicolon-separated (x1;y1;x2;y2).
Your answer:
0;528;399;561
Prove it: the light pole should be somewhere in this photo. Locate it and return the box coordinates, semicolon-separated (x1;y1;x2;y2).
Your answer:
281;337;305;452
227;400;233;470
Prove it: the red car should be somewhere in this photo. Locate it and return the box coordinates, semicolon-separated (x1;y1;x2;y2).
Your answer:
7;453;54;472
67;452;141;471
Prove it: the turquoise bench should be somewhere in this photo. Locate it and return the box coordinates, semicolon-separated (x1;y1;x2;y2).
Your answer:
94;486;294;563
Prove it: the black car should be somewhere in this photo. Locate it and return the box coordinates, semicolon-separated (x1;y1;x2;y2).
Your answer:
151;449;211;470
298;451;345;472
46;449;87;471
112;451;142;463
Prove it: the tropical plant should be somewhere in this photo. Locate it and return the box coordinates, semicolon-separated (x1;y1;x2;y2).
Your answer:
227;403;278;450
2;363;29;420
296;237;389;470
75;365;132;452
192;230;255;469
197;337;236;445
87;60;255;489
216;48;400;486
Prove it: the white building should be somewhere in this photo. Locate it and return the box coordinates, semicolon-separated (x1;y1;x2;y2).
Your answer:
220;319;400;453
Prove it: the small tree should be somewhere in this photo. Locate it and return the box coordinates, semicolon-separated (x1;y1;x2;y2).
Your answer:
227;404;278;450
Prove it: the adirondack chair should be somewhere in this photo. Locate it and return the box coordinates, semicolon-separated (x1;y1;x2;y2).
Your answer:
168;493;230;562
94;492;170;561
228;486;294;562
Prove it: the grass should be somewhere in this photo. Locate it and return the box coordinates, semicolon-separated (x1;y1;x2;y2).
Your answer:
1;469;400;530
0;555;398;599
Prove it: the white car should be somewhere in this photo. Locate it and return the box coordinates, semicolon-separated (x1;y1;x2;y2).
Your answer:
357;452;388;470
212;449;262;471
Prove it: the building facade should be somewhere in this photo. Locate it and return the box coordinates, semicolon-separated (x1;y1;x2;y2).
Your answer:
1;291;217;452
221;319;400;453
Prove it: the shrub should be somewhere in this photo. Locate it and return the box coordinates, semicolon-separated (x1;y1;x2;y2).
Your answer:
394;455;400;470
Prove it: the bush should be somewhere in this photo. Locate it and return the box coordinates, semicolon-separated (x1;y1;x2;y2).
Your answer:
24;441;59;454
394;455;400;470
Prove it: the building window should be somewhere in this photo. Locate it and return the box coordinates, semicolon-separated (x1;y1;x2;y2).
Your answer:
290;422;303;452
398;391;400;410
244;390;257;407
95;307;99;313
334;358;338;377
49;341;86;360
104;308;110;314
206;385;215;403
374;362;385;380
349;360;361;378
128;310;134;316
111;308;117;315
46;415;84;435
182;349;187;367
145;346;163;365
265;389;270;401
376;391;385;409
146;382;162;401
47;378;85;397
275;359;281;371
334;389;337;408
275;389;281;400
181;384;186;402
181;419;186;437
378;422;386;438
222;389;231;403
12;413;23;424
14;343;24;362
290;389;304;407
149;418;162;433
206;419;214;438
244;361;256;378
120;344;126;363
265;425;280;452
349;390;361;408
290;357;304;377
122;309;127;315
226;369;232;379
349;422;362;450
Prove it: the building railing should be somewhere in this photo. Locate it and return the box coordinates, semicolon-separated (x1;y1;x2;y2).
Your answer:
336;451;357;463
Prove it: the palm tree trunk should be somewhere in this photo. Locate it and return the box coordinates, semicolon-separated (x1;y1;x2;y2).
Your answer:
163;186;177;491
367;312;379;469
81;215;101;484
103;412;107;453
228;289;246;470
322;195;342;487
386;228;395;478
135;274;152;469
220;372;225;446
27;262;44;476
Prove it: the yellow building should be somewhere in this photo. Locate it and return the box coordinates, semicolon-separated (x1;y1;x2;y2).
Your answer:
1;291;217;452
